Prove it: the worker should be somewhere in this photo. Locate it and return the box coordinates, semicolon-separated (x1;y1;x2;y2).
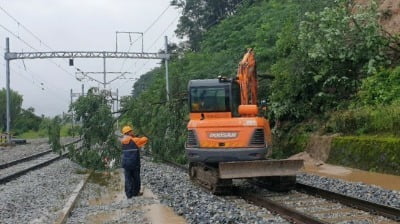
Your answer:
120;125;148;198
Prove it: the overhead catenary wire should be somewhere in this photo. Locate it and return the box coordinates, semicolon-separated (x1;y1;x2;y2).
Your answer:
1;42;71;101
115;14;179;91
0;23;79;80
116;14;180;89
118;4;171;75
0;5;54;51
0;5;83;80
118;0;248;91
0;62;70;102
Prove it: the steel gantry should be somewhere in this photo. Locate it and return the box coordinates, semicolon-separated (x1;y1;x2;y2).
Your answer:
3;36;170;143
5;51;168;60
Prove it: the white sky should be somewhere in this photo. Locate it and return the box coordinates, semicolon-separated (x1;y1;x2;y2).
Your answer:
0;0;180;116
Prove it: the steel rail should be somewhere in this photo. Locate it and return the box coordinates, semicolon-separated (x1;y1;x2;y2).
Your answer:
0;153;67;184
156;157;400;223
0;139;81;170
0;139;82;184
0;149;52;169
159;158;327;223
295;183;400;221
242;193;328;224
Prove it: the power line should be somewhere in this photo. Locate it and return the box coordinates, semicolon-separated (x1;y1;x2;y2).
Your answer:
0;5;54;51
119;4;171;74
117;15;179;90
0;5;84;79
1;61;70;102
0;23;38;50
0;23;79;80
130;15;179;73
143;5;171;34
118;0;247;90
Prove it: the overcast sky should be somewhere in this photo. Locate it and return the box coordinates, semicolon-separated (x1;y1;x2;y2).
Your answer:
0;0;180;116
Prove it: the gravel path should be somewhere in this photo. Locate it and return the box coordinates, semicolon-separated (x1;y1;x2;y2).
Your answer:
297;173;400;208
142;159;288;224
0;159;85;224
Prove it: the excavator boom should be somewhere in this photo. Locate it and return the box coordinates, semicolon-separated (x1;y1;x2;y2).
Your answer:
237;49;258;105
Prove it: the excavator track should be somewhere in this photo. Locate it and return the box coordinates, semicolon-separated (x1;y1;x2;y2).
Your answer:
189;162;233;195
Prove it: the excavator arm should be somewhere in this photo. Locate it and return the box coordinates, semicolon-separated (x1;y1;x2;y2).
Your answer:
237;48;258;105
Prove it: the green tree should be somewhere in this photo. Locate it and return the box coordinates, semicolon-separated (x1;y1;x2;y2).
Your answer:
358;66;400;105
270;0;393;120
0;88;23;132
48;116;62;154
14;107;43;134
171;0;254;51
69;88;119;169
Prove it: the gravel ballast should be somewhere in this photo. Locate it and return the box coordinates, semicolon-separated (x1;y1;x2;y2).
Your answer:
297;173;400;208
142;159;288;224
0;138;49;164
0;159;85;224
0;137;75;164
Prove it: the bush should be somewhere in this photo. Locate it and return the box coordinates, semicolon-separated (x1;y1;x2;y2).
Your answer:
48;116;62;154
326;104;400;136
329;136;400;175
358;66;400;105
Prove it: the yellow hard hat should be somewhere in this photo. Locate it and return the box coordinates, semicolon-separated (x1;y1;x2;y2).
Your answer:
122;126;133;134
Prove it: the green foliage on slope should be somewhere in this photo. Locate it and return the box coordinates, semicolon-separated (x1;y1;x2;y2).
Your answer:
122;0;400;163
329;136;400;175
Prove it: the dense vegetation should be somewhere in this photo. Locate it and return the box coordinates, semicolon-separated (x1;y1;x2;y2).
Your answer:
121;0;400;164
0;88;46;136
330;136;400;174
68;88;120;169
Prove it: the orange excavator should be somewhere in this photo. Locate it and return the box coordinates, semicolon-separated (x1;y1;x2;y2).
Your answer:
186;49;303;193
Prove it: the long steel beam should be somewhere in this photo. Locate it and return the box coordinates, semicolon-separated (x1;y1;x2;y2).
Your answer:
5;51;169;60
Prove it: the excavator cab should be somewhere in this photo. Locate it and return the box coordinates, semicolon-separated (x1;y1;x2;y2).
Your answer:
189;79;240;116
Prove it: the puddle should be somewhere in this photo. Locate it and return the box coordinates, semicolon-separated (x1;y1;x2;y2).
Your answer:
86;210;120;223
88;171;125;206
89;171;120;187
292;152;400;191
85;209;132;223
305;164;400;191
86;170;186;223
145;204;186;224
143;187;186;224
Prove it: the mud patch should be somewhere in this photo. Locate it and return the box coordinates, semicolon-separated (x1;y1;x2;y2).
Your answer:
87;171;125;206
145;204;186;224
292;151;400;191
305;135;338;162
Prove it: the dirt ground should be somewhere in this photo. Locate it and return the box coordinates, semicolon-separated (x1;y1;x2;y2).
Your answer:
356;0;400;34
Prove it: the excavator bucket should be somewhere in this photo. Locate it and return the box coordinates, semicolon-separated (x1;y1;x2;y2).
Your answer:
218;159;304;179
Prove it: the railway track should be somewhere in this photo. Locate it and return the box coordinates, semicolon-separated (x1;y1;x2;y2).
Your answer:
161;158;400;224
0;139;81;185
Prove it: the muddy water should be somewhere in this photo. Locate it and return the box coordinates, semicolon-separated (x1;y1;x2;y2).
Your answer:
88;171;125;206
305;163;400;191
145;204;186;224
85;170;186;223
